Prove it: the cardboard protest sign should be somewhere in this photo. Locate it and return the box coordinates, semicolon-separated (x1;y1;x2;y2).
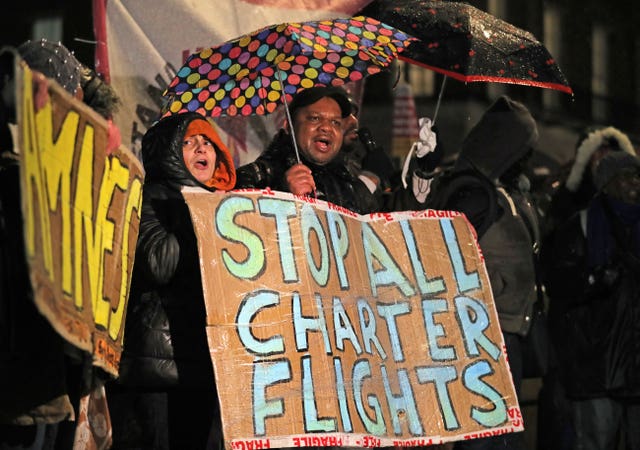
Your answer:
183;187;523;448
16;62;144;376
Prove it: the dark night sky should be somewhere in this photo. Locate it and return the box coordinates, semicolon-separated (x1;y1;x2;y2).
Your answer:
2;1;94;66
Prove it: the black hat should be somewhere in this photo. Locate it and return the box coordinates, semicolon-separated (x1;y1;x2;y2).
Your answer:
288;86;351;119
18;39;83;95
594;151;640;191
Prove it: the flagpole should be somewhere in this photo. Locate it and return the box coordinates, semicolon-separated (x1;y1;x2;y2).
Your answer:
432;76;447;126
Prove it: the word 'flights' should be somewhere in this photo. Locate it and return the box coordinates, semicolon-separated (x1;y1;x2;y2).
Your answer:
210;193;509;440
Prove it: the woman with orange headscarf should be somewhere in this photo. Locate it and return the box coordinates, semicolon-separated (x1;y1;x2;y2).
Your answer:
111;113;235;450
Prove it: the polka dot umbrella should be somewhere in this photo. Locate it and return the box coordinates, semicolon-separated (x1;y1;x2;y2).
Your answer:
162;15;416;118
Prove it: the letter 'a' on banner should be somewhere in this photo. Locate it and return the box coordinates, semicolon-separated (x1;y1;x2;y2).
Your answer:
15;60;144;376
182;188;524;449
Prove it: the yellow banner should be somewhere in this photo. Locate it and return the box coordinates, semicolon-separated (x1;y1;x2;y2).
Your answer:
17;63;144;376
183;187;523;448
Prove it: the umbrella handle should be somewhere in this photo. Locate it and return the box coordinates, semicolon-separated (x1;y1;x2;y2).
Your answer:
432;76;447;126
275;68;317;199
275;68;302;163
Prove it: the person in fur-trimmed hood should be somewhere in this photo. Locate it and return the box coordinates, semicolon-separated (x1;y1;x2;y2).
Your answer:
541;148;640;450
545;126;636;231
538;127;635;449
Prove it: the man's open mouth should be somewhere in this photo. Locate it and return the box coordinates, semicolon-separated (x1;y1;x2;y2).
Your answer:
314;137;331;151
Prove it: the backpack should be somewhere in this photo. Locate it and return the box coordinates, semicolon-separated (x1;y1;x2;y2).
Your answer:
427;168;550;377
424;168;500;238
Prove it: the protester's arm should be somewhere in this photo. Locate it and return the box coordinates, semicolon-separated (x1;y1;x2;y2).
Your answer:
135;185;195;285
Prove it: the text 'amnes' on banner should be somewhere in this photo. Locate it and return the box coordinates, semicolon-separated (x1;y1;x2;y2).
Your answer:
17;61;144;375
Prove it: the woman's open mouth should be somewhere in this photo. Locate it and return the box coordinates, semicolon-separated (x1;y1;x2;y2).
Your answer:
194;159;209;169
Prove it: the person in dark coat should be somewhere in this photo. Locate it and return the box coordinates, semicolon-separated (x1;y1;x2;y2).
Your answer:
110;112;236;450
236;86;381;214
542;151;640;450
538;126;638;450
426;95;541;450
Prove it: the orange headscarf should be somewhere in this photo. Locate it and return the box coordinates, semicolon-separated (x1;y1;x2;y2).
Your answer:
184;119;236;190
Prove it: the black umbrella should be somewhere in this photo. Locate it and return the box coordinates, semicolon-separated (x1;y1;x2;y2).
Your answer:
361;0;572;94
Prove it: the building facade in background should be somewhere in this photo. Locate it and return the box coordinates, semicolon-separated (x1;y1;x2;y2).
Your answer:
2;0;638;147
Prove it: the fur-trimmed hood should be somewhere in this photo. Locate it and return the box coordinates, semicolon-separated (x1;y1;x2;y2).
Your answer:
565;126;635;192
